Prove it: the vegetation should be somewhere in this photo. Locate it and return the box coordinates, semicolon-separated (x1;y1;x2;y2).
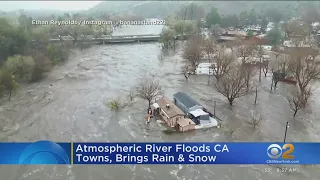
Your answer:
214;65;252;105
136;77;164;108
0;11;116;100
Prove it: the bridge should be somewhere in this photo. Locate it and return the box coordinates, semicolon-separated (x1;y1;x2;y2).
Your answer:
49;34;189;44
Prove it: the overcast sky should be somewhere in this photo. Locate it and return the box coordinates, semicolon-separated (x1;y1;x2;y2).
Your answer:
0;1;101;11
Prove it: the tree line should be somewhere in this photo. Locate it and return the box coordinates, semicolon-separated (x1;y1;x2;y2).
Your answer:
180;16;320;117
0;12;117;100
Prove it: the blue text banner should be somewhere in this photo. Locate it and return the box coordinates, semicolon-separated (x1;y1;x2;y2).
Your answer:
0;141;319;164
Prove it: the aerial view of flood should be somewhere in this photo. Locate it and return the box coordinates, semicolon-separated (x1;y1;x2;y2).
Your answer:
0;1;320;180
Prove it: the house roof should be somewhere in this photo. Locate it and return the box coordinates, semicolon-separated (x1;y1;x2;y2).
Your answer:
218;36;239;41
190;109;208;117
173;92;201;109
177;118;195;127
157;97;184;118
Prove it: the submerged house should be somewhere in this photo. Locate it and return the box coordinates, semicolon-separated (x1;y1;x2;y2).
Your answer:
173;92;218;128
173;92;203;115
153;97;195;131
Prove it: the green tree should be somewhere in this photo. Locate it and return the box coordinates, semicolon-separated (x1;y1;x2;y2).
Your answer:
211;24;223;37
0;69;19;100
248;9;257;25
5;55;35;82
206;8;221;26
0;18;28;62
261;17;268;33
160;27;176;49
266;28;283;46
18;14;32;33
239;11;249;26
247;30;254;37
220;15;239;28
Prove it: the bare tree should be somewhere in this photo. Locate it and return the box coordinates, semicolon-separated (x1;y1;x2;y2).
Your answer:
262;60;269;77
214;65;251;105
136;77;165;108
254;86;258;105
241;64;255;91
288;47;320;97
212;47;234;81
286;88;311;116
249;109;263;128
204;36;216;62
257;45;264;82
235;44;255;64
227;125;237;136
182;35;204;72
181;65;191;81
269;53;291;90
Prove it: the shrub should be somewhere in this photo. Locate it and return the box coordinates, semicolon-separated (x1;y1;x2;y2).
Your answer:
4;55;35;82
0;69;19;100
106;98;126;111
47;44;70;64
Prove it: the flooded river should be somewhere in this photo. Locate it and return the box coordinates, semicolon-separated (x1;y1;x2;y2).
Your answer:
0;23;319;180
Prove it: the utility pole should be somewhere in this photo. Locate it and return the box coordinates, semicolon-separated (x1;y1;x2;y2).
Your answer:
283;121;289;143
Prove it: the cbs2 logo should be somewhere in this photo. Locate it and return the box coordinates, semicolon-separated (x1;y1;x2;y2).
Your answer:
267;144;294;159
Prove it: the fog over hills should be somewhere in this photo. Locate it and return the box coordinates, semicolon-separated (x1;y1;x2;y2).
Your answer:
0;1;101;11
1;1;319;19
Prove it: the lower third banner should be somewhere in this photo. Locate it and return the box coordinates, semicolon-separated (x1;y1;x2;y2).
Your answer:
0;141;319;164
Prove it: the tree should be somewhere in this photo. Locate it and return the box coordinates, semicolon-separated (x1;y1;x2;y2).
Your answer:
235;44;255;64
257;44;264;82
212;47;234;81
301;6;320;31
0;69;19;100
182;35;204;72
266;8;283;23
160;27;176;49
30;26;51;52
214;65;251;105
247;30;254;38
136;77;164;108
220;14;239;28
4;55;35;82
239;11;249;26
177;3;205;21
262;60;269;77
204;35;216;62
261;17;268;33
0;18;28;62
241;64;255;91
269;54;290;90
248;9;257;25
249;109;263;128
18;14;32;33
64;25;93;45
286;89;311;116
181;65;191;81
266;28;283;46
206;8;221;26
210;24;223;38
288;48;320;98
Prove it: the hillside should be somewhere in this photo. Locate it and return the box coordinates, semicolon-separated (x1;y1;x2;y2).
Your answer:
87;1;314;18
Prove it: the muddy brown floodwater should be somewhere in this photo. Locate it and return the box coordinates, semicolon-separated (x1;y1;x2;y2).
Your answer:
0;23;320;180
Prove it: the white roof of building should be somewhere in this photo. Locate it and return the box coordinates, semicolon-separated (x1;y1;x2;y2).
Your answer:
198;63;214;68
189;109;208;117
152;103;160;109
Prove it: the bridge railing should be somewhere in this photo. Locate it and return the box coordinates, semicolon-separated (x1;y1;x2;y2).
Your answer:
50;34;161;41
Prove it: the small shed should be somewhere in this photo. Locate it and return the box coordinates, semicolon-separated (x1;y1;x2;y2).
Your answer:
156;97;185;127
177;118;195;132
